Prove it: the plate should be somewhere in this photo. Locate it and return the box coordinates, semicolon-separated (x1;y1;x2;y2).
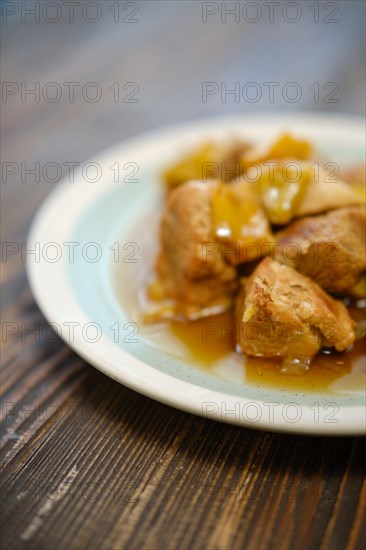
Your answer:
27;113;366;435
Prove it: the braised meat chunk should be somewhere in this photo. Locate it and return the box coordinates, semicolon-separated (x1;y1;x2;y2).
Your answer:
236;258;355;365
157;180;238;319
157;178;275;318
275;206;366;293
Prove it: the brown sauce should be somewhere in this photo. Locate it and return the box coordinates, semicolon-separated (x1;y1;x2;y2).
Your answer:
166;310;366;393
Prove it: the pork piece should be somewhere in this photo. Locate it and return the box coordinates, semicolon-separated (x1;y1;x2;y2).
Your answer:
236;258;355;365
274;207;366;293
157;180;238;319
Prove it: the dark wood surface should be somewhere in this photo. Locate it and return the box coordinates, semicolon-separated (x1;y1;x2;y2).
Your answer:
1;2;365;549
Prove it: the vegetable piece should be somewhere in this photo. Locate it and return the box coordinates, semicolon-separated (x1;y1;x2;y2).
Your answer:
242;132;313;167
266;133;313;161
211;181;273;264
254;161;312;225
163;140;249;191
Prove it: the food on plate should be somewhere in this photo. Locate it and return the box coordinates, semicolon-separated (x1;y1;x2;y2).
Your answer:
242;133;314;166
249;162;362;224
252;161;312;224
294;166;363;217
142;131;365;374
340;163;366;201
163;139;250;191
341;163;365;184
235;258;355;368
156;180;237;319
211;180;273;265
348;275;366;299
274;206;366;292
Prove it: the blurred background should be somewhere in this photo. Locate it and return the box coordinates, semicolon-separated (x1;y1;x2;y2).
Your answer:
1;0;365;245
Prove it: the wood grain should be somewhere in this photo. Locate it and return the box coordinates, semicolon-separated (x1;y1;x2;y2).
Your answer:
1;2;365;549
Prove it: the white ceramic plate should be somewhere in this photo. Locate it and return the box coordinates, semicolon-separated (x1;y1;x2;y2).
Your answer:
27;113;366;435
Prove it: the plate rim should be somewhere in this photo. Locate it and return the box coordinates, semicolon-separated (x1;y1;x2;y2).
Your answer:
26;112;366;435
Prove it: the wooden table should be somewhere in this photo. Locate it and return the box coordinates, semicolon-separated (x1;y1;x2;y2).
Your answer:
1;2;365;548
